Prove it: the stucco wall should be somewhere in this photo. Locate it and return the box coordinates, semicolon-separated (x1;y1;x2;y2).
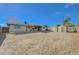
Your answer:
50;26;67;32
8;25;15;33
8;25;26;33
76;26;79;32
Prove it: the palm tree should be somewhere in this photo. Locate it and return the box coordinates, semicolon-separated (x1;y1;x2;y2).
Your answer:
64;17;73;32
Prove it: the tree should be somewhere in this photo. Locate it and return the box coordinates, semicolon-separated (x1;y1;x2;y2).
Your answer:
63;17;73;32
64;18;70;26
43;25;48;31
24;21;27;24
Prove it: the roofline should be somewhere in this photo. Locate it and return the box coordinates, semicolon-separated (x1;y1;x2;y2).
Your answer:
7;23;27;26
7;23;42;27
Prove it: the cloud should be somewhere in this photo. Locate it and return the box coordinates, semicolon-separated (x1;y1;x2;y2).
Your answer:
64;3;76;8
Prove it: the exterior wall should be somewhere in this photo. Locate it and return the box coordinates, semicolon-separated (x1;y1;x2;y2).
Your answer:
58;27;62;32
19;26;26;32
0;28;2;33
8;24;42;33
8;25;15;33
8;25;26;33
62;26;66;32
50;27;57;32
50;26;67;32
51;26;76;32
76;26;79;32
68;27;76;32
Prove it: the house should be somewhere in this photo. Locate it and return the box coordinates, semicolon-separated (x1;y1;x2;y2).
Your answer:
0;26;9;33
50;25;77;33
76;25;79;32
50;26;64;32
50;26;57;32
0;24;9;33
7;23;42;33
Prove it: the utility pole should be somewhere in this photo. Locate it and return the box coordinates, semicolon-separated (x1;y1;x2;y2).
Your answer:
76;4;79;32
24;19;27;31
24;16;29;31
78;4;79;26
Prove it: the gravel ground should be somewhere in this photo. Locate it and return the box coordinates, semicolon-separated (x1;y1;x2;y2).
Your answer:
0;32;79;55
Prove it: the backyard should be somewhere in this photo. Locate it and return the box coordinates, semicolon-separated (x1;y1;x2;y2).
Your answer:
0;32;79;55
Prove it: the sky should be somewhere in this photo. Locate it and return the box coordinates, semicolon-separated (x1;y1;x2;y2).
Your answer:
0;3;78;27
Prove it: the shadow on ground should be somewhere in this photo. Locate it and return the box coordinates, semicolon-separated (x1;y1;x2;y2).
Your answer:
0;33;6;46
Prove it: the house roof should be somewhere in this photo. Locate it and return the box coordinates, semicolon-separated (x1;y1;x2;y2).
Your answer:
7;23;42;27
7;23;27;26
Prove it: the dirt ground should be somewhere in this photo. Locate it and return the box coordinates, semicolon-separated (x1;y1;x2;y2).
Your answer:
0;32;79;55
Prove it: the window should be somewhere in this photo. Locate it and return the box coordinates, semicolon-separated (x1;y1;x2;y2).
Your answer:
14;25;20;29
